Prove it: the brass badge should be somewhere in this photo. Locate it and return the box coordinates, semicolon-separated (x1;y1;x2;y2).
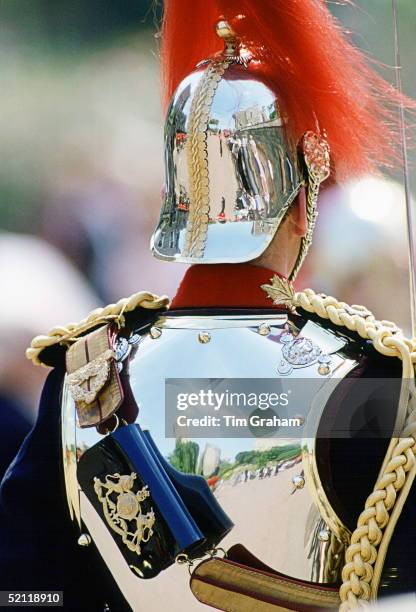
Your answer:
261;275;295;309
67;349;115;405
93;472;156;556
302;131;331;184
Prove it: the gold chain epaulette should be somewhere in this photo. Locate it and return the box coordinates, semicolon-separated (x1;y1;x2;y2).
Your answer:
26;290;170;367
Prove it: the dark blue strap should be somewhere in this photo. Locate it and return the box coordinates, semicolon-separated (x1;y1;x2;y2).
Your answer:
113;424;203;552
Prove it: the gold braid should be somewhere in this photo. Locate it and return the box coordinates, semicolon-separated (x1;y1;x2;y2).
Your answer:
26;290;169;366
183;59;231;259
289;288;416;610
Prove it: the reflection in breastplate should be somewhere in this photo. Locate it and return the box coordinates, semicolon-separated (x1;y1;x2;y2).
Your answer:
69;312;359;585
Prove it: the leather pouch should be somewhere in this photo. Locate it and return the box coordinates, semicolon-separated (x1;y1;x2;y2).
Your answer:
78;423;205;578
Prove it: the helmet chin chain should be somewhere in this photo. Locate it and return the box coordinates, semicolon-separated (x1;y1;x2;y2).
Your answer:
290;132;331;281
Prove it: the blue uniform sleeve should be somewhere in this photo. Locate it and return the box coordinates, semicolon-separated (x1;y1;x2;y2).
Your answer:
0;367;108;611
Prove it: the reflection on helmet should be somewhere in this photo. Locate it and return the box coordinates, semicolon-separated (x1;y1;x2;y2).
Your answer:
151;24;318;275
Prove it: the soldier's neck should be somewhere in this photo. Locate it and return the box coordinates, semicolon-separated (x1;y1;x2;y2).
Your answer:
253;235;301;279
252;204;304;277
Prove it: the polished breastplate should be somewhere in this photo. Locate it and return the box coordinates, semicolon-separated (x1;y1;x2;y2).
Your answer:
62;309;361;590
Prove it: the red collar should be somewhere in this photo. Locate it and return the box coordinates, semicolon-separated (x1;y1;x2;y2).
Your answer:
170;264;285;310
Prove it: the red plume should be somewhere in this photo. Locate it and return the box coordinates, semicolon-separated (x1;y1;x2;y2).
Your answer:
161;0;415;180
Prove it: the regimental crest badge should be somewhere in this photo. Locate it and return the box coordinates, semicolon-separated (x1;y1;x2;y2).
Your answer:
93;472;156;556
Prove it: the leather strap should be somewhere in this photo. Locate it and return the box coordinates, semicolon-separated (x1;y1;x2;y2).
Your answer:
66;324;123;427
190;545;340;612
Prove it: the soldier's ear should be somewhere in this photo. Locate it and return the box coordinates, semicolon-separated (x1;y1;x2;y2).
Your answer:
290;187;308;237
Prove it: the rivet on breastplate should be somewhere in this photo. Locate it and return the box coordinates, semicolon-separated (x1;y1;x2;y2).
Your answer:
318;528;330;542
150;326;162;339
198;331;211;344
318;354;331;376
77;533;92;547
258;323;271;336
292;474;305;489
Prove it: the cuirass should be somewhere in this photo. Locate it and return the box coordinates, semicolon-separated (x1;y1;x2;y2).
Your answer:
62;308;365;592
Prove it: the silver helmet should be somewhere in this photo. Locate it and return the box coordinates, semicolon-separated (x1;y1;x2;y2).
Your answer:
151;21;330;279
